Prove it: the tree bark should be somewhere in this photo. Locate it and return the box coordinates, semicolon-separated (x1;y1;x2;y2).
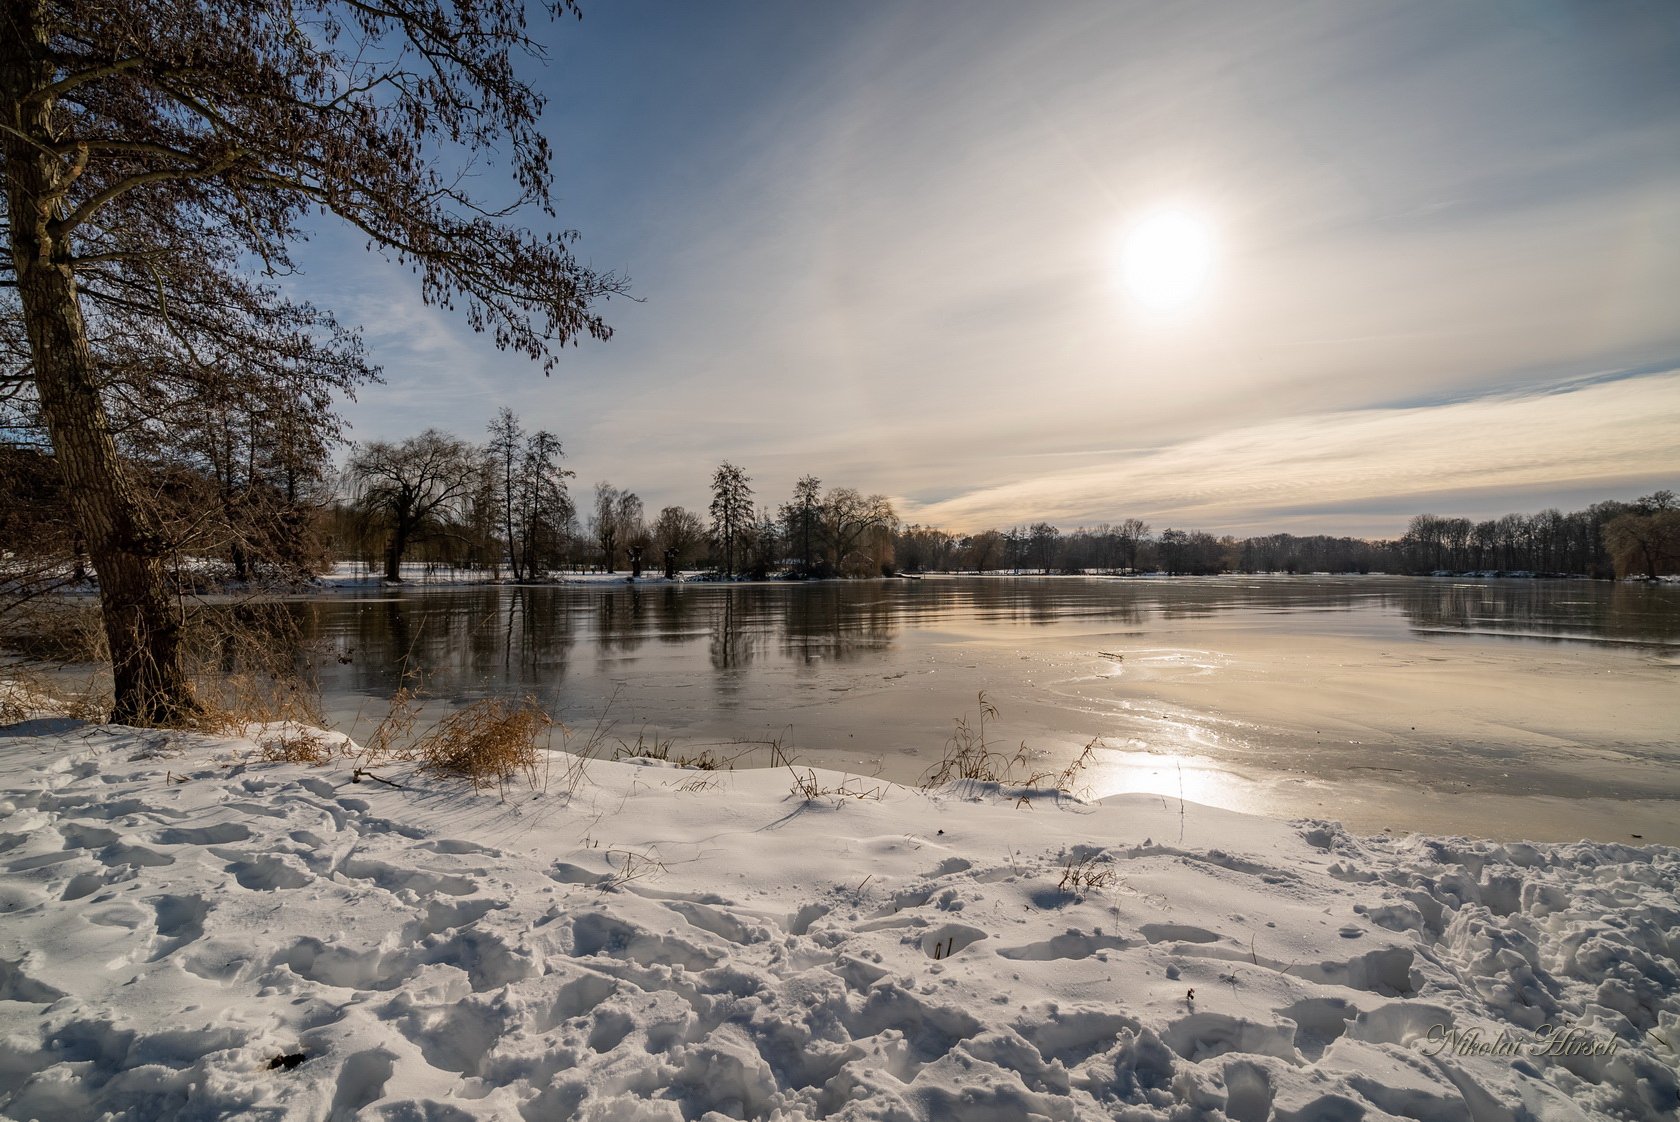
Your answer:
384;531;406;582
502;469;518;582
2;7;199;725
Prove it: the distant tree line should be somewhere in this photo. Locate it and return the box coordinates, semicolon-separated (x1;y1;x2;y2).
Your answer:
891;496;1679;580
318;432;899;582
1394;495;1679;580
889;522;1383;577
6;414;1676;585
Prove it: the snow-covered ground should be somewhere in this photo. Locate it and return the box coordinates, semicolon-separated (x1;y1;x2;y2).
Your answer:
0;718;1675;1121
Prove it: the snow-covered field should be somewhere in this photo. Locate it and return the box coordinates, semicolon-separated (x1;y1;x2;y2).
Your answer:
0;719;1675;1121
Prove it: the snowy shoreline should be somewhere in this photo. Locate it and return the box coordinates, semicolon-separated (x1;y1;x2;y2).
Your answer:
1;720;1675;1120
26;563;1675;605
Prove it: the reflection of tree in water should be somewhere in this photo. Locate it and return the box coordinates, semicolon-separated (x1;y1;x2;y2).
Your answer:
1400;580;1680;644
1139;580;1366;621
960;578;1147;627
709;589;759;672
655;586;697;644
593;588;648;655
780;583;900;665
279;576;1674;730
297;589;577;700
506;589;574;680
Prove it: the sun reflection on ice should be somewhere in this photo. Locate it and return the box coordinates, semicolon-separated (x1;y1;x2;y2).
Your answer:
1085;747;1271;819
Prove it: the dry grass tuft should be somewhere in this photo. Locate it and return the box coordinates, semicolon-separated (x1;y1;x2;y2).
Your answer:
672;747;726;770
1057;853;1114;894
787;766;886;803
920;692;1101;802
920;691;1015;786
410;695;551;792
0;602;106;666
177;601;325;734
362;686;421;764
193;671;325;739
599;848;665;891
0;665;111;724
613;732;728;771
258;730;335;767
1050;739;1100;798
613;731;674;762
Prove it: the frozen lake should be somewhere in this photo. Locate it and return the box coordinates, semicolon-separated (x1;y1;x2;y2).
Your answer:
294;575;1680;843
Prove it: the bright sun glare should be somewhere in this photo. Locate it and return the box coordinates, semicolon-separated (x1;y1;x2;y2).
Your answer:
1119;209;1216;312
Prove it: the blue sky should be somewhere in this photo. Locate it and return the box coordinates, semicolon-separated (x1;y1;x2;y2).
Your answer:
300;1;1680;536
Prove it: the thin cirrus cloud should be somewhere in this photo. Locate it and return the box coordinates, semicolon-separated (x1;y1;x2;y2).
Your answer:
321;2;1680;533
903;371;1680;535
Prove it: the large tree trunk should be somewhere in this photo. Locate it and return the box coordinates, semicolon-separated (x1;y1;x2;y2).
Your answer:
384;537;402;582
384;520;413;582
2;11;200;726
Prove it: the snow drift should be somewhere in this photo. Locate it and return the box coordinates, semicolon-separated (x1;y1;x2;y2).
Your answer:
0;719;1675;1120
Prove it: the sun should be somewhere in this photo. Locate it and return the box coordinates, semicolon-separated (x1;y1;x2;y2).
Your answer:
1118;208;1216;312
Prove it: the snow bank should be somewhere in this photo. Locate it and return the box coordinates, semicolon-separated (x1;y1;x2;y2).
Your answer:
0;722;1675;1121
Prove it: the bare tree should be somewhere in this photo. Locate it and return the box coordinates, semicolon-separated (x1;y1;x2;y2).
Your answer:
0;218;373;712
0;0;625;724
615;490;646;577
347;431;478;582
962;529;1003;574
895;524;955;573
744;508;782;580
483;415;571;578
652;505;705;577
1027;522;1061;574
1604;499;1680;580
591;483;622;573
708;462;753;578
460;462;502;575
486;409;526;579
516;431;573;576
780;475;822;578
1116;518;1150;573
820;488;896;577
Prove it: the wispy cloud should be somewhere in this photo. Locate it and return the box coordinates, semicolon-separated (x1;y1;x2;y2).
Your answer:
905;372;1680;534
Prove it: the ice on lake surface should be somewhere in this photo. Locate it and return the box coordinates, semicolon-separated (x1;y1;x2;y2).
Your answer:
291;575;1679;843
